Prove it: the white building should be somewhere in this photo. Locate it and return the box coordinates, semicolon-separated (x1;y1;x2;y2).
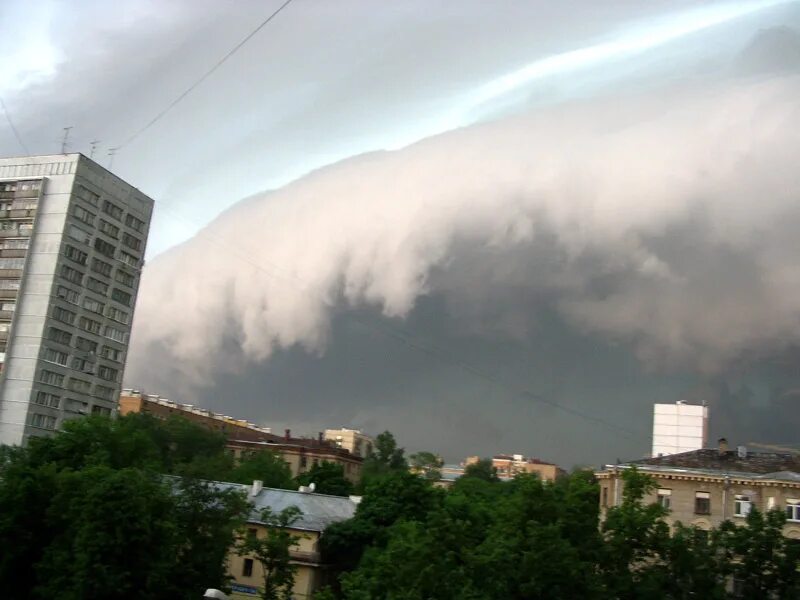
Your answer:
0;154;153;446
652;400;709;457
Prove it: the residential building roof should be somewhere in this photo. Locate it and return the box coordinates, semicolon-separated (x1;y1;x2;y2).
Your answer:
212;481;359;533
629;448;800;475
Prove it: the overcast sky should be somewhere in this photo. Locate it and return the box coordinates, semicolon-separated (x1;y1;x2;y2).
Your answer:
2;1;800;465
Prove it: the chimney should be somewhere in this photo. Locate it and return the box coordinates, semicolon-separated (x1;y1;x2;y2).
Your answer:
284;428;291;441
318;431;324;443
718;438;729;455
250;480;263;497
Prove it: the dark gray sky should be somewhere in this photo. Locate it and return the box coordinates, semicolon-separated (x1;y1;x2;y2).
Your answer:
2;1;800;466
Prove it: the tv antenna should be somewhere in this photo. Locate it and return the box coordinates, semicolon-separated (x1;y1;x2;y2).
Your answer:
60;126;73;154
107;147;119;169
89;140;101;159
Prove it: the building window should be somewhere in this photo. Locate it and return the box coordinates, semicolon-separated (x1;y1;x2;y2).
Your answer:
40;369;64;387
82;297;104;314
786;500;800;522
119;252;138;268
125;214;145;232
91;258;113;277
99;220;120;239
0;257;26;270
72;204;95;225
98;365;118;382
300;455;307;468
47;327;72;345
106;305;129;324
242;558;254;577
64;245;88;265
87;277;109;295
70;356;92;373
100;345;123;362
111;288;131;307
56;286;80;305
0;279;20;290
102;200;123;220
694;492;711;515
34;391;61;408
734;495;752;518
114;269;135;288
94;385;115;400
657;489;672;510
53;305;76;325
68;378;91;394
103;324;126;343
30;413;57;430
91;405;111;416
78;316;102;335
43;347;68;366
75;185;100;207
75;336;98;353
121;232;142;252
94;237;116;258
67;224;92;245
60;264;84;285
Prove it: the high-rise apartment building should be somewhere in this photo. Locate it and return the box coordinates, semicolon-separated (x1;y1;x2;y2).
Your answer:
0;154;153;446
652;400;709;457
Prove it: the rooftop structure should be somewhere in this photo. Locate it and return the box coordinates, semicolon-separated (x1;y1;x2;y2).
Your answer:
652;400;709;457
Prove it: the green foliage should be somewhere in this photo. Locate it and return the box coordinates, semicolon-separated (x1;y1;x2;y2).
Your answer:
359;431;407;491
237;506;303;600
0;415;250;599
462;457;500;482
409;451;444;481
230;450;295;490
296;461;354;496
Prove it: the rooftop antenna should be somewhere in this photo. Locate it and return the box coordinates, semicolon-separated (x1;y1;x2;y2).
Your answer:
107;147;118;169
89;140;101;159
60;126;73;154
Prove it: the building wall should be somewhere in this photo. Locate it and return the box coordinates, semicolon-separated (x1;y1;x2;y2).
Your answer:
0;154;153;446
324;428;374;458
652;402;708;457
598;469;800;538
228;525;324;600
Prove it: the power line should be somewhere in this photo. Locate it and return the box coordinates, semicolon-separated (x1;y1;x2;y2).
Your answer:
153;201;650;443
115;0;296;151
0;95;31;155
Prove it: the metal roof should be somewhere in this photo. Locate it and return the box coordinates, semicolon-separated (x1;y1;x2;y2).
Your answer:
211;481;359;532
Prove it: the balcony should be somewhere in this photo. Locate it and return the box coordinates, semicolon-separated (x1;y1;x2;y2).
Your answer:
0;229;31;238
289;550;321;564
0;310;14;320
0;269;23;278
0;249;26;258
0;289;19;299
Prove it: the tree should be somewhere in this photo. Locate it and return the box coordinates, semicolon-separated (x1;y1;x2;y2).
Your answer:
359;431;408;492
463;458;499;482
230;450;294;490
237;506;303;600
409;451;444;481
295;461;353;496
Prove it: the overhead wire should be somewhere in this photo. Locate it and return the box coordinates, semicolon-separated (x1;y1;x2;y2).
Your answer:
114;0;296;151
0;95;31;156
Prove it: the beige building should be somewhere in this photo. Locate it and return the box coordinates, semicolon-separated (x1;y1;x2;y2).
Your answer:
120;391;363;482
214;480;359;599
597;439;800;538
324;428;374;458
465;454;566;482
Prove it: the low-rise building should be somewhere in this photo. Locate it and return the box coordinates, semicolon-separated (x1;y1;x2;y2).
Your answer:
120;390;363;482
324;428;374;458
597;438;800;538
466;454;566;482
217;480;359;599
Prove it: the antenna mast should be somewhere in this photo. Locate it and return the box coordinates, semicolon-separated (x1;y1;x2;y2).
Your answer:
60;126;73;154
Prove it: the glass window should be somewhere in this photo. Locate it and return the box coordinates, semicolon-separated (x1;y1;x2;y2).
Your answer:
72;204;95;225
98;365;118;382
64;245;88;265
78;316;102;334
60;264;84;285
47;327;72;345
111;288;131;307
114;269;135;288
734;495;751;518
694;492;711;515
106;306;129;324
87;277;108;295
787;500;800;522
0;258;25;269
75;185;100;207
52;305;76;325
40;369;64;387
657;488;672;510
125;214;145;232
99;220;120;239
91;258;113;277
43;347;68;366
34;391;61;408
75;337;98;353
242;558;254;577
94;385;115;400
70;356;92;372
103;325;126;342
68;378;91;394
100;345;123;362
30;413;57;430
102;200;123;220
119;252;138;268
67;224;91;245
82;297;104;314
94;237;116;258
91;405;111;416
56;286;79;305
121;232;142;251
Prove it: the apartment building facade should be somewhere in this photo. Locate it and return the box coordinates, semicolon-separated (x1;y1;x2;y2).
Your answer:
324;428;374;458
120;391;364;482
597;439;800;539
465;453;566;482
0;154;152;446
